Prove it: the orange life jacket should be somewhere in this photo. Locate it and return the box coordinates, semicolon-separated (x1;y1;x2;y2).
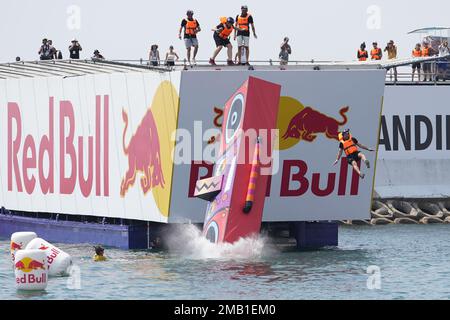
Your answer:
338;132;359;156
422;47;430;57
220;16;227;24
219;24;233;39
185;19;198;36
358;50;368;61
412;49;422;57
237;14;251;31
371;48;381;60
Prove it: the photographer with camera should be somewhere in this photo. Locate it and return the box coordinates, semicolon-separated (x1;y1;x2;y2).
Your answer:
69;38;83;59
384;40;397;81
279;37;291;66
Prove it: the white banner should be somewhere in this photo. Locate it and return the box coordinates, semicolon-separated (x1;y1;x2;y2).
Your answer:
0;71;180;222
375;85;450;198
170;69;386;222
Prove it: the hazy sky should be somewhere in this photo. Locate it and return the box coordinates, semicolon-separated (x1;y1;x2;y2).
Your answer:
1;0;449;63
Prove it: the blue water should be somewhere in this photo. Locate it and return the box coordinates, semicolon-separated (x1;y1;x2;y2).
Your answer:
2;224;450;300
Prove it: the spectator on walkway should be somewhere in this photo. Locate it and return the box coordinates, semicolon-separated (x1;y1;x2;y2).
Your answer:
69;39;82;59
357;42;368;61
165;45;179;66
149;44;160;66
384;40;398;81
279;37;291;66
437;40;449;81
92;50;105;60
210;17;243;66
422;42;432;81
370;42;382;60
179;10;201;65
38;38;52;60
412;43;422;82
234;5;257;65
47;40;57;59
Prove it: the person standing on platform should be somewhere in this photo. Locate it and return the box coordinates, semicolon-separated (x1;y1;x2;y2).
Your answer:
370;42;382;60
357;42;368;61
234;5;257;65
412;43;422;82
179;10;201;65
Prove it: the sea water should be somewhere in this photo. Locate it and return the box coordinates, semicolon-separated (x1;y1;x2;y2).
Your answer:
1;224;450;300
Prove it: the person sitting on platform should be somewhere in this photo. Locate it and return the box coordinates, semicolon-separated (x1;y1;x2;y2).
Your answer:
333;129;374;179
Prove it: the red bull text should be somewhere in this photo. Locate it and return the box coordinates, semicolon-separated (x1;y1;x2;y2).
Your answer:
7;96;109;197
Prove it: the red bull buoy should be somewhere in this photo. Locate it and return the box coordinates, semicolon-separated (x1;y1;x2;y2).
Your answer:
10;232;37;265
14;249;48;291
26;238;72;276
243;137;261;213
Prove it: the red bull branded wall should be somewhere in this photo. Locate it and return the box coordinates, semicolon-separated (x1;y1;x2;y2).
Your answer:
170;69;386;223
0;66;386;224
375;85;450;198
0;71;180;223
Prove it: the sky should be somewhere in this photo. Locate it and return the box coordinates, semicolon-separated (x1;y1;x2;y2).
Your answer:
1;0;449;63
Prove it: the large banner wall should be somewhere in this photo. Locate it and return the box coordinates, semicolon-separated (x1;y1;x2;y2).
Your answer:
0;71;180;222
169;69;386;223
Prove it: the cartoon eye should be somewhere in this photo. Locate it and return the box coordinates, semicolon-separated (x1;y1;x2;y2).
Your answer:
205;221;219;243
225;93;244;144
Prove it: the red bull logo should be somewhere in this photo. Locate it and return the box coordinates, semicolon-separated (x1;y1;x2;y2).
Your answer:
282;105;349;142
10;241;22;251
120;108;165;197
15;257;47;285
15;257;46;273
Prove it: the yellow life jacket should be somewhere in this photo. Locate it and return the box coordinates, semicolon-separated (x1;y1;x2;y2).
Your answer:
94;254;106;262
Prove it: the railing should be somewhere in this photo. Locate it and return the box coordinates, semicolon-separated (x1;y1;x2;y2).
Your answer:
384;60;450;84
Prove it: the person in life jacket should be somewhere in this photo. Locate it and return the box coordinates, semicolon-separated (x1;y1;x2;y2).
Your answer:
333;129;374;179
93;245;106;262
422;41;434;82
179;10;201;65
370;42;382;60
412;43;422;82
357;42;368;61
234;5;257;65
209;17;245;66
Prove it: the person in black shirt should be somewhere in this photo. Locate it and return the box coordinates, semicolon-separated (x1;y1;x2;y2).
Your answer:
38;38;52;60
69;39;82;59
209;17;244;66
234;5;257;65
333;129;374;179
179;10;201;65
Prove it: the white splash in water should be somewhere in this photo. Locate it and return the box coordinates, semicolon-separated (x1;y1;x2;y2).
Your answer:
166;224;268;260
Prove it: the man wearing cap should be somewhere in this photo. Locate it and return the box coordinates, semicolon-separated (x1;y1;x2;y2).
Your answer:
370;42;382;60
179;10;201;65
69;39;82;59
234;5;257;65
333;129;374;179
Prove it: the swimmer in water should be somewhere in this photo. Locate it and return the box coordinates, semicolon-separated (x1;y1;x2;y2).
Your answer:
93;245;106;261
